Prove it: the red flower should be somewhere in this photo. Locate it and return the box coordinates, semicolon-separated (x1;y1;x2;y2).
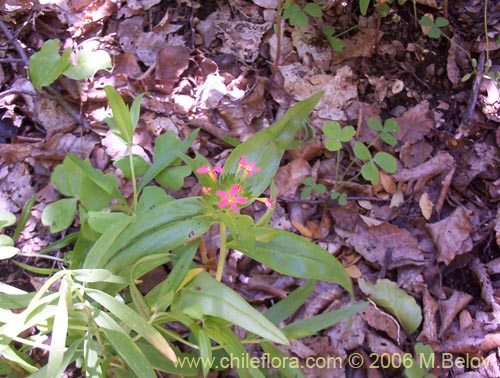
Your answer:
216;184;248;213
196;164;224;182
238;157;261;177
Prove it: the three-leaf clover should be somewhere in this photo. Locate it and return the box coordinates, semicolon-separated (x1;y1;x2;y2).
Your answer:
419;16;449;39
353;141;397;185
301;177;326;199
283;2;322;27
323;121;356;152
367;117;400;146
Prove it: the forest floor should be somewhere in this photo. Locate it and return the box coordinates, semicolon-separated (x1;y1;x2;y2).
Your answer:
1;0;500;377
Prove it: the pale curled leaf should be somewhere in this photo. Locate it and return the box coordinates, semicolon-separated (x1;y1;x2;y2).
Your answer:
358;278;422;334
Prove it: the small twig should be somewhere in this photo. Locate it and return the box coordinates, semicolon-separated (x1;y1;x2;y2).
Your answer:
460;52;485;130
278;195;388;204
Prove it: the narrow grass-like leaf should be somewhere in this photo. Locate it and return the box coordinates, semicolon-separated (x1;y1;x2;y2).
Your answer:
205;319;265;378
12;194;35;241
104;86;133;144
261;342;305;378
174;271;289;345
82;215;133;269
45;276;70;377
146;242;199;311
87;289;178;362
282;302;367;339
92;310;157;378
264;280;316;325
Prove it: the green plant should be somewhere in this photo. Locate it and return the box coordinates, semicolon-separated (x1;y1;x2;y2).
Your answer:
404;343;436;378
282;0;322;27
0;195;35;260
29;39;111;89
301;117;399;205
1;90;367;377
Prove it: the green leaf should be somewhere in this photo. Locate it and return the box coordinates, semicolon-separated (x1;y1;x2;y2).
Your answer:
304;3;322;17
283;302;367;339
383;118;400;133
435;17;449;28
45;276;69;378
323;121;341;138
51;156;83;197
29;39;71;89
381;131;398;146
0;235;14;247
174;271;289;345
67;154;127;207
204;319;265;378
367;117;383;131
139;130;198;191
359;0;370;15
87;289;178;362
261;342;305;378
0;246;19;260
104;86;133;145
264;280;316;325
353;141;371;160
224;92;322;197
339;125;356;142
373;151;397;173
63;49;112;80
130;93;146;132
360;160;380;184
0;211;16;232
155;165;191;190
41;198;78;233
87;211;130;234
92;310;158;378
12;194;35;241
137;186;173;214
358;278;422;334
114;154;150;178
325;139;342;151
328;36;345;52
233;227;352;295
418;16;434;27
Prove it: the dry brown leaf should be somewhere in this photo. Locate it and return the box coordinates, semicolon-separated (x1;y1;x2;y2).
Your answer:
417;288;438;343
379;171;396;194
332;207;425;269
360;304;403;343
426;207;473;265
274;158;311;197
394;101;433;145
291;219;313;239
399;139;433;168
447;34;462;86
469;257;496;310
291;25;332;70
331;28;381;64
438;290;473;337
419;191;433;220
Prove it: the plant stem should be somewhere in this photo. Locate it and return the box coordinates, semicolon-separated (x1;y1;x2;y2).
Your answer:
128;144;138;214
484;0;490;70
216;222;228;282
274;0;283;69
